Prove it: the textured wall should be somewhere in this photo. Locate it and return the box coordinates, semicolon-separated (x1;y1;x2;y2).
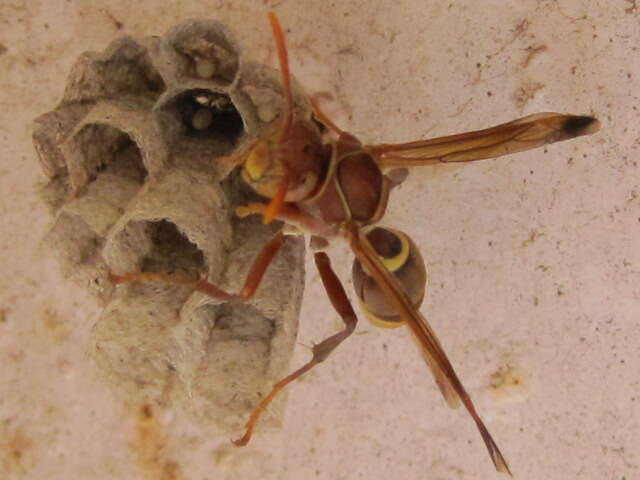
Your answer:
0;1;636;479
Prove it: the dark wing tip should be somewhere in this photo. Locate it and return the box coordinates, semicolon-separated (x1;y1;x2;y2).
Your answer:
562;115;600;138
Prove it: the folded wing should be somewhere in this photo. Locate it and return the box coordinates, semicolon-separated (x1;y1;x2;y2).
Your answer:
348;225;511;475
366;113;599;168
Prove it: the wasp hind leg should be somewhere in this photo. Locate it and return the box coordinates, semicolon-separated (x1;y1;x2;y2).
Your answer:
232;251;358;446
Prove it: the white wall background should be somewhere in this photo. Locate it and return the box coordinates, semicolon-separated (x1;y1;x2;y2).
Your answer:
0;1;636;479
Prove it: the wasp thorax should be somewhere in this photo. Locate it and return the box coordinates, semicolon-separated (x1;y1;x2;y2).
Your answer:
352;227;427;328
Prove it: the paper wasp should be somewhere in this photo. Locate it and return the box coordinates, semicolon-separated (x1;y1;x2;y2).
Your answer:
110;12;599;474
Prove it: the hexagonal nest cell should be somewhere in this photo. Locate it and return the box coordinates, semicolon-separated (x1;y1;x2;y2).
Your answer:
63;36;166;104
33;19;310;435
75;123;148;187
159;20;240;86
176;89;243;141
91;37;166;101
154;88;244;162
139;219;207;278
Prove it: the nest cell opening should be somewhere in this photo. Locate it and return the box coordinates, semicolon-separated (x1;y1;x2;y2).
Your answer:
100;39;166;100
158;89;244;156
194;303;275;344
139;219;207;280
173;31;239;85
76;123;148;188
183;90;242;140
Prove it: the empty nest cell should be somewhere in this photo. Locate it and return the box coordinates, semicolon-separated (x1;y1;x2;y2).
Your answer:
108;217;209;281
75;123;147;190
196;303;275;344
62;37;166;105
139;219;207;280
98;38;166;100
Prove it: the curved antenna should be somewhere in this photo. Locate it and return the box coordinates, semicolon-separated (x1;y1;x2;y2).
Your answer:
263;172;290;224
268;12;294;142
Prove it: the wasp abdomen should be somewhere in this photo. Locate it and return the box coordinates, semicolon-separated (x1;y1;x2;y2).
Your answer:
352;227;427;328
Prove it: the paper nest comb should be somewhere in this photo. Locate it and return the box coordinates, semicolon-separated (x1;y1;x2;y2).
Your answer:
33;20;307;434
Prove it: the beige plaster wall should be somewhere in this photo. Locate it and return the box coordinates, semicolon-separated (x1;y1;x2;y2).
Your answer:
0;1;636;479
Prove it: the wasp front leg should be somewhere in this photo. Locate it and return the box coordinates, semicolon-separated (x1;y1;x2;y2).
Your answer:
233;251;358;446
110;230;287;301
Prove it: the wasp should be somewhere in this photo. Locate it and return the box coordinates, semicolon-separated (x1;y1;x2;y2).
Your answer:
111;12;600;474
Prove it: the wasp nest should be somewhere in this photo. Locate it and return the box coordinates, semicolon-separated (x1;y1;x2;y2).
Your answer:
33;20;307;434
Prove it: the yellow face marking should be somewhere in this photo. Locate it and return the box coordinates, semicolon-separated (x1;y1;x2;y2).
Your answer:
244;140;270;181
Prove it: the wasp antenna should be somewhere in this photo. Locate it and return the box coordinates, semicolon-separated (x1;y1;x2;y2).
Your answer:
268;12;294;142
263;173;290;224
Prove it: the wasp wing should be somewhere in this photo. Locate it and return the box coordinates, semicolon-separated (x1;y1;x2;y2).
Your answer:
367;113;599;168
348;226;511;475
407;328;461;409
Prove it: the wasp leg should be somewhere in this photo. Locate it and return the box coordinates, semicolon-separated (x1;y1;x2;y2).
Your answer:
109;230;286;301
232;251;358;446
